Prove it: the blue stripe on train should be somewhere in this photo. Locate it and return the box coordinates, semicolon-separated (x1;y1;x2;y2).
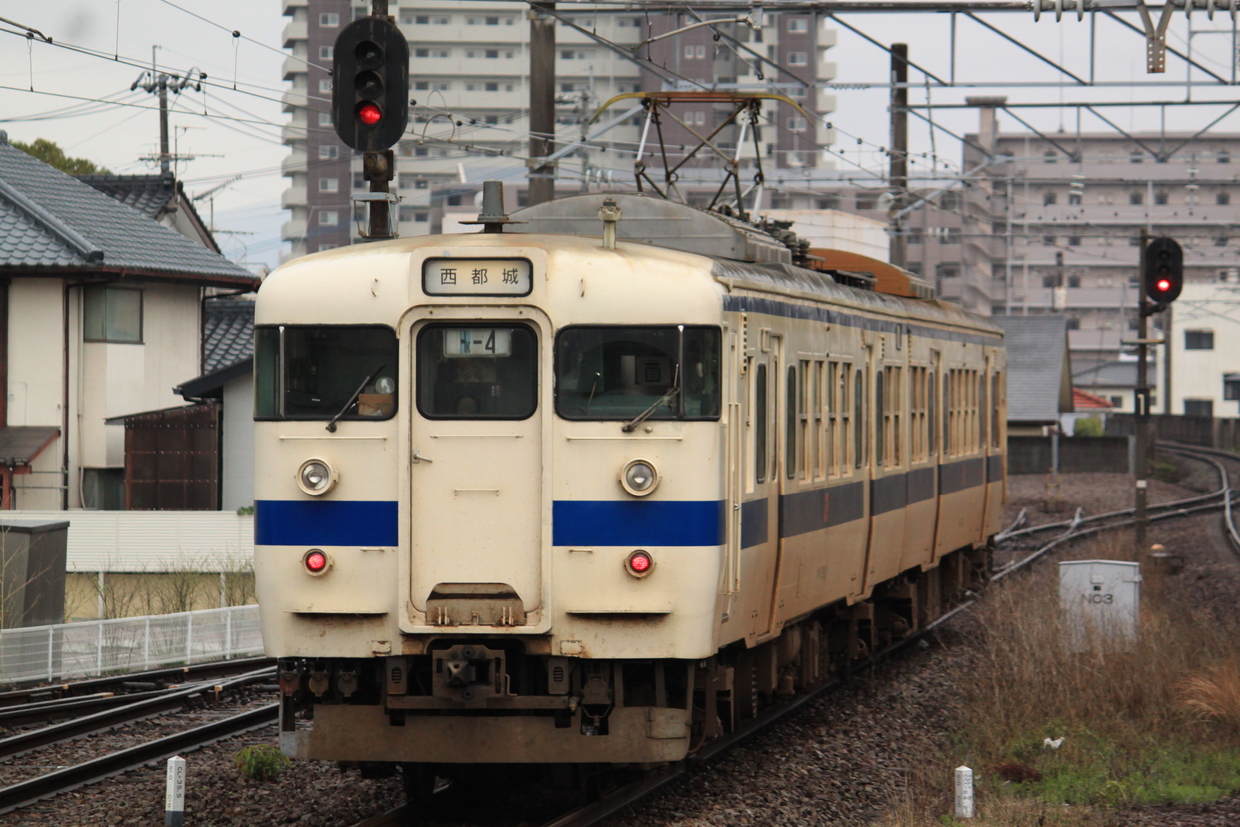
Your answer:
553;500;726;547
255;500;399;547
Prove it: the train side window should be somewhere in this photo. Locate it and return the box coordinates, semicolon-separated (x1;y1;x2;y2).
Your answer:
891;366;902;466
254;327;280;418
927;369;937;456
812;360;824;480
854;368;865;469
786;365;797;480
943;372;952;456
979;372;988;448
992;372;1002;448
874;369;885;467
755;363;768;483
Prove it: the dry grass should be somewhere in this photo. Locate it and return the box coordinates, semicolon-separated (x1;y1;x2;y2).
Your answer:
1180;658;1240;733
872;530;1240;826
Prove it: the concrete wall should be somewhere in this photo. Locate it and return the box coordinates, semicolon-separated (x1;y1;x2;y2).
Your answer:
1008;435;1133;475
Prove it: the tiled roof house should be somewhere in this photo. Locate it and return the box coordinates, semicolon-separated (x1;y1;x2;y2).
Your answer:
0;130;259;509
995;316;1075;435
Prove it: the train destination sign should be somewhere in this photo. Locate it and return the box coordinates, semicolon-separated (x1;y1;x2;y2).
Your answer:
422;258;532;297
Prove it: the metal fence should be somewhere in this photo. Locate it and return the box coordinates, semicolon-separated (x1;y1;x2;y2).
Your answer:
0;604;263;685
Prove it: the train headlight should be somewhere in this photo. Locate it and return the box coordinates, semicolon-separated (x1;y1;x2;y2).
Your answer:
625;549;655;578
297;458;338;496
619;459;659;497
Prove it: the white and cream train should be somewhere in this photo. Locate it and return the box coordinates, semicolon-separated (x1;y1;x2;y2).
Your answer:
254;190;1004;777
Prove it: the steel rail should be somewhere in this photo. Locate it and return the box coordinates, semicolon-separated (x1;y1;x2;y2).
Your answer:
0;655;273;706
0;666;273;761
0;702;277;815
993;444;1233;579
349;444;1240;827
0;688;174;728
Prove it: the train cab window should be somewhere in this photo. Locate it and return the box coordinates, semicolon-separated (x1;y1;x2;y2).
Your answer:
417;324;537;419
254;325;398;421
554;326;721;421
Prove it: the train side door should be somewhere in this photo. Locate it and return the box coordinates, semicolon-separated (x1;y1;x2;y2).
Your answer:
404;311;548;630
737;329;782;643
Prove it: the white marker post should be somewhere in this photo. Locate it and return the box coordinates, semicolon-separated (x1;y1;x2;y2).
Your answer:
954;765;975;818
165;755;186;827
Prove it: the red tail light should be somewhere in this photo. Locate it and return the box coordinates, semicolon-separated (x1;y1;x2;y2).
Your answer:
625;550;654;577
304;550;329;573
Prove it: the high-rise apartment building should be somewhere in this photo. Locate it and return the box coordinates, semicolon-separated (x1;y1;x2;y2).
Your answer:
281;1;837;259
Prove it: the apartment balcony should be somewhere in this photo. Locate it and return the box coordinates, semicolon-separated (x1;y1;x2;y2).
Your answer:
818;27;838;48
816;91;836;115
393;190;433;208
283;55;307;81
281;219;308;242
282;88;310;114
816;59;837;84
282;187;308;209
281;123;309;145
283;0;307;15
282;19;307;48
281;151;308;176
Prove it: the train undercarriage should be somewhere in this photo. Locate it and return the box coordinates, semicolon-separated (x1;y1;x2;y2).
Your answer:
276;544;991;774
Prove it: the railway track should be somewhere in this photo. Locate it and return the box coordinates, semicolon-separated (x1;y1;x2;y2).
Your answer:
0;665;276;814
0;655;274;708
995;443;1240;577
4;449;1236;826
343;443;1240;827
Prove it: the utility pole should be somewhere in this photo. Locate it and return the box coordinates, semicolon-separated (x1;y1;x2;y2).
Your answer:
888;43;909;268
528;2;556;206
131;54;204;176
1134;226;1150;556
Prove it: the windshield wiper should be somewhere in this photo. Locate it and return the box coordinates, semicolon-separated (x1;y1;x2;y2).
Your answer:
622;365;680;433
326;364;384;433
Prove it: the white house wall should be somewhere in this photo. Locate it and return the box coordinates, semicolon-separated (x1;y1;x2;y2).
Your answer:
1168;281;1240;416
7;279;204;509
9;279;66;509
8;279;64;428
79;283;202;470
222;374;254;511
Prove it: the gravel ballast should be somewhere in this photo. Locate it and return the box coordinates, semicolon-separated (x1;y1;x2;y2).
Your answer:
0;463;1236;826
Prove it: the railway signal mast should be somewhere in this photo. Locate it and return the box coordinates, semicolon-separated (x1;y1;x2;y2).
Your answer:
1133;233;1183;554
331;1;409;239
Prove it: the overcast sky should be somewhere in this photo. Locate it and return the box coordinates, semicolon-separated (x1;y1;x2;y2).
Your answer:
1;2;1238;272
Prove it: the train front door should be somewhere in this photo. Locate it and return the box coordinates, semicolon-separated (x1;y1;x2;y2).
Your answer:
406;312;547;630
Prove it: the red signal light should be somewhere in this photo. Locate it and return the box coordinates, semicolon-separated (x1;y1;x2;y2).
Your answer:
304;550;328;573
357;102;382;126
1156;278;1171;294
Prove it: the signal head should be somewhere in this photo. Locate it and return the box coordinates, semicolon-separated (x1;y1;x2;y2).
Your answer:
1143;237;1183;304
330;17;409;152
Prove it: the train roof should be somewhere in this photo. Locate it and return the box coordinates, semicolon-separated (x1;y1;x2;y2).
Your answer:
264;197;1000;340
510;192;997;338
